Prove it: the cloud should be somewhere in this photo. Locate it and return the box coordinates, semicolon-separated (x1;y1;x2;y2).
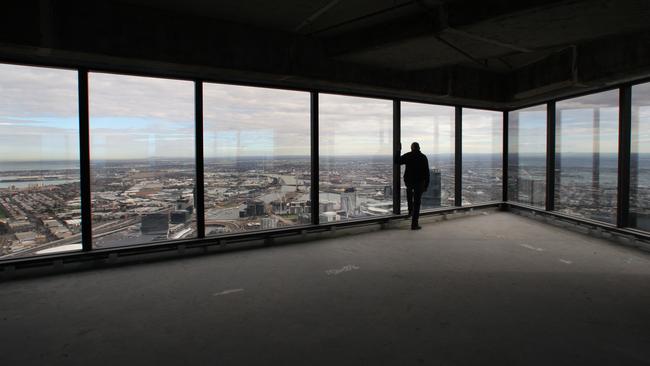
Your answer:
203;83;311;156
462;108;503;154
3;62;648;161
319;93;392;156
401;102;455;154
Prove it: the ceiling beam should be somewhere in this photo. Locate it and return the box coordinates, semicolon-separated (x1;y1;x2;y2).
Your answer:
0;0;510;108
505;30;650;108
323;0;567;57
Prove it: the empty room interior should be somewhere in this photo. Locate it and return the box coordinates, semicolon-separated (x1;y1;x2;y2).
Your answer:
1;0;650;365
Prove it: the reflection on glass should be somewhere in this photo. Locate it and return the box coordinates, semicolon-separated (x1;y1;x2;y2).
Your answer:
508;105;547;207
556;90;618;223
203;84;311;234
401;103;455;210
0;64;81;259
89;73;196;248
631;82;650;231
462;108;502;205
319;94;392;222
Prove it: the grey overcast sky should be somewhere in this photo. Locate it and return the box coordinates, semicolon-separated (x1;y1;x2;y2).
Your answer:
401;102;454;156
509;105;547;155
1;63;650;162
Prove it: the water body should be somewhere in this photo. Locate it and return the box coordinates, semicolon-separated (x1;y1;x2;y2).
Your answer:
0;179;78;189
0;161;79;172
0;161;79;188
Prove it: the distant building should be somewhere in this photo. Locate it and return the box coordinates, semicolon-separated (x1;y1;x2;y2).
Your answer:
8;220;33;233
289;201;309;215
42;219;62;228
176;194;193;214
241;200;265;218
271;200;287;214
320;212;340;223
14;231;38;244
141;212;169;235
170;210;190;224
422;169;442;207
518;177;545;206
319;201;335;214
261;217;278;229
64;219;82;231
340;188;358;217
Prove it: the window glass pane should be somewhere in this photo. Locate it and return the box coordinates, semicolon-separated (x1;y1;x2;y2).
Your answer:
631;82;650;231
89;73;195;248
462;108;502;205
319;94;393;222
401;103;455;209
556;90;618;223
203;84;310;234
0;64;81;259
508;105;547;207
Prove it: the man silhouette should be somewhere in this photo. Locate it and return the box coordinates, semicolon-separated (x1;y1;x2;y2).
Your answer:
398;142;430;230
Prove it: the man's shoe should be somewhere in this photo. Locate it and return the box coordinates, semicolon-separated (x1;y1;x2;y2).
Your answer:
411;226;422;230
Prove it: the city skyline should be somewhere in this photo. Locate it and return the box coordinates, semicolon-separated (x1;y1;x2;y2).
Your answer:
0;151;638;164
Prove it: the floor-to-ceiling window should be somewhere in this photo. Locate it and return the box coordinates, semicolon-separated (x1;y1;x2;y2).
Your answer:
508;105;547;207
203;84;311;234
631;82;650;231
462;108;502;205
319;94;393;222
555;90;618;223
0;64;81;258
89;73;196;248
401;102;455;210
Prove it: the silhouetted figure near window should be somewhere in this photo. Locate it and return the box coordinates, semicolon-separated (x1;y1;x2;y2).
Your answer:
398;142;430;230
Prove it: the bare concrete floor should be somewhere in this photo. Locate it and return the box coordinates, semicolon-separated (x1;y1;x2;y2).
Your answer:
1;212;650;366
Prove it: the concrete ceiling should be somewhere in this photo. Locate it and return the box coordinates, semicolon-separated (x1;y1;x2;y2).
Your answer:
1;0;650;109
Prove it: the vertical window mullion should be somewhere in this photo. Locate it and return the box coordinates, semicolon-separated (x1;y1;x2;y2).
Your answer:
78;69;92;251
393;99;401;215
546;101;556;212
195;81;205;238
310;92;319;225
455;107;462;207
617;86;632;228
502;111;509;202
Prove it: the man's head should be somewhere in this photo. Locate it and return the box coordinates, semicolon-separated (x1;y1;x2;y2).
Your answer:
411;142;420;152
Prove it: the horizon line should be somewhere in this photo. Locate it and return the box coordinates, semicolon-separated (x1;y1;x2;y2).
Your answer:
0;151;634;163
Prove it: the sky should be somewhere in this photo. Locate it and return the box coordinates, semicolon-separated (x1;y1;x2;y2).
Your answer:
401;102;454;156
556;90;619;154
463;108;503;155
632;82;650;154
0;64;79;162
319;93;392;157
203;82;310;157
509;105;546;155
2;63;650;163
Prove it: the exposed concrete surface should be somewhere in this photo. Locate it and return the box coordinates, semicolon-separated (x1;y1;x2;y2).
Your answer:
2;0;650;109
1;212;650;365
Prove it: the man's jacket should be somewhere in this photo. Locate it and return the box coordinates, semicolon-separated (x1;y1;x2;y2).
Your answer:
398;151;430;189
